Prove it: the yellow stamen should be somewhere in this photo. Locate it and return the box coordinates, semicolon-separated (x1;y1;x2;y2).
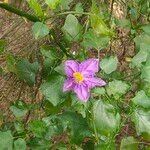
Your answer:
73;72;84;83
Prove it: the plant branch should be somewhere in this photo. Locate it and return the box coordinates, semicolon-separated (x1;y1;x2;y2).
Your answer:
0;3;40;22
0;3;74;58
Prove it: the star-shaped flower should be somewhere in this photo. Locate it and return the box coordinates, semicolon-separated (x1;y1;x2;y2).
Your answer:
63;59;106;102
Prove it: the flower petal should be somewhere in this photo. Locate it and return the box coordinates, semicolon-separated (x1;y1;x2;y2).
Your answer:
63;78;75;92
79;59;99;76
74;84;90;102
65;60;79;77
84;77;106;88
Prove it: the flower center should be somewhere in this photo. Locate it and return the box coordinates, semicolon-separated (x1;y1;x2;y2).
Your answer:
73;72;84;83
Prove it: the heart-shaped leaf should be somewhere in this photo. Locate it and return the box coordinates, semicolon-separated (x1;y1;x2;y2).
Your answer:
101;56;118;74
32;22;49;39
92;100;120;135
62;14;82;41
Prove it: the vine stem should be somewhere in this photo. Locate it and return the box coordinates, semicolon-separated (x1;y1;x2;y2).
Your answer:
0;3;40;22
46;11;92;19
0;3;74;58
89;101;99;144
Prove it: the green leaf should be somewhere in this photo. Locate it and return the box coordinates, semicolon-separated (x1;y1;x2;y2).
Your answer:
142;24;150;35
40;45;59;60
106;80;129;97
82;29;110;50
95;143;116;150
28;138;52;150
59;0;73;10
6;55;17;73
32;22;49;39
14;122;24;133
62;14;82;41
59;111;92;144
71;94;88;118
101;56;118;74
75;3;84;17
28;120;47;138
27;0;44;17
16;59;39;86
42;116;63;139
134;33;150;49
132;109;150;140
0;40;7;55
132;90;150;109
117;19;131;30
92;87;106;95
90;1;113;36
54;63;65;75
0;131;13;150
45;0;61;9
92;100;120;135
120;136;138;150
10;100;28;118
14;138;26;150
91;15;113;36
131;43;150;68
40;45;61;78
40;74;67;106
141;57;150;82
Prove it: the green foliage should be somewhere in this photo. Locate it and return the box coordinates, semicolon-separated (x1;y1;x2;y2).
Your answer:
1;0;150;149
120;136;138;150
0;131;13;150
134;33;150;50
106;80;129;97
0;39;6;55
132;109;150;140
92;87;106;95
142;24;150;35
27;0;44;18
141;57;150;82
59;0;73;10
14;138;26;150
62;14;82;41
91;15;113;36
131;43;149;68
40;73;67;106
90;0;113;36
92;100;120;135
32;22;49;39
117;19;131;30
132;90;150;109
10;100;28;118
28;120;47;138
28;138;52;149
59;111;92;144
71;94;88;118
45;0;61;9
6;54;17;73
16;59;39;86
54;63;65;75
101;56;118;74
75;3;84;17
82;29;110;50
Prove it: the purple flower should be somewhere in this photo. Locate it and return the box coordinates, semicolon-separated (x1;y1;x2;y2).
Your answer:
63;58;106;102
